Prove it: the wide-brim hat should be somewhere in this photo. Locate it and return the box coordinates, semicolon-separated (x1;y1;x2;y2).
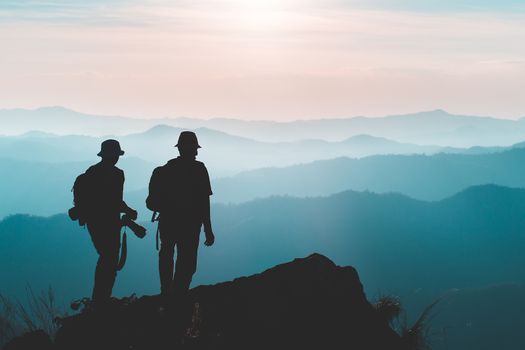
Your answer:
175;131;201;148
97;139;125;157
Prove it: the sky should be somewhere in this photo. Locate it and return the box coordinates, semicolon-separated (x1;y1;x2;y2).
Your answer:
0;0;524;120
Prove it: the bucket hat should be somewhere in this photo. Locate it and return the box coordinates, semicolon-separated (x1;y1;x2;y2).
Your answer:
175;131;201;149
97;139;125;157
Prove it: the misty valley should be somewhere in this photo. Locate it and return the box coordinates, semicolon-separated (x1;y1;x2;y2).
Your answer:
1;108;525;350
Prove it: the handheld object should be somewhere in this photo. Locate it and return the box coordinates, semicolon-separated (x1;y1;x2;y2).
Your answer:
122;214;147;239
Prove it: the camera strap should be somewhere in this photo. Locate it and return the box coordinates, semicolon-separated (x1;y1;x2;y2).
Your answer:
117;230;128;271
151;211;160;251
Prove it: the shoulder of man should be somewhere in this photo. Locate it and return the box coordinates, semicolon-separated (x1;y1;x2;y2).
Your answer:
150;161;173;182
104;165;124;176
163;158;179;168
79;164;101;188
154;159;176;173
85;163;99;176
191;160;208;169
192;160;209;176
150;165;164;179
116;166;124;178
94;165;124;181
86;162;122;174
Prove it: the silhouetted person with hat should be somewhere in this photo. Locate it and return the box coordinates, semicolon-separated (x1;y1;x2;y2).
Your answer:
72;139;138;306
147;131;214;307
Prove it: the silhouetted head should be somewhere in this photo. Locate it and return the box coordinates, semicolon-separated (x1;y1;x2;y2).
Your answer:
175;131;201;159
97;139;124;165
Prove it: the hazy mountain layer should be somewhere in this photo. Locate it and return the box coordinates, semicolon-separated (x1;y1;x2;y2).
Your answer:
5;145;525;218
213;148;525;202
1;184;524;304
0;125;465;178
429;284;525;350
0;107;153;137
0;157;155;218
2;107;525;147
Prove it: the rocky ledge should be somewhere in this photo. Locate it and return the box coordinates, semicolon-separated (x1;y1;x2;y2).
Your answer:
6;254;403;350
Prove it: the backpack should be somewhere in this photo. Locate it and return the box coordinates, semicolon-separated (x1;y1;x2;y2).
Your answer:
147;159;210;214
146;166;166;251
146;166;166;213
70;169;96;225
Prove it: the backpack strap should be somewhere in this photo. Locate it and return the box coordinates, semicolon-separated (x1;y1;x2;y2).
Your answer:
156;226;160;251
151;211;160;251
117;231;127;271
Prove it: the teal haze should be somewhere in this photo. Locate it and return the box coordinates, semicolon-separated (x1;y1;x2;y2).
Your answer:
1;109;525;349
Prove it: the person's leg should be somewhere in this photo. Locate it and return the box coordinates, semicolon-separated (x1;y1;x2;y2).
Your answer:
89;221;121;304
171;228;200;332
159;221;176;296
173;229;200;299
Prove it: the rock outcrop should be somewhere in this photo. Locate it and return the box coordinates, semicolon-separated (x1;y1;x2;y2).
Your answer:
7;254;403;350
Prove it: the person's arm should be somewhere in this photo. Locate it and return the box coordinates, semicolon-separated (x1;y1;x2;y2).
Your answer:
203;195;214;246
202;165;214;246
119;171;137;219
121;201;137;219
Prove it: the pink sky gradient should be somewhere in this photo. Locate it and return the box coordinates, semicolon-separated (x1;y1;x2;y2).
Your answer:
0;1;524;120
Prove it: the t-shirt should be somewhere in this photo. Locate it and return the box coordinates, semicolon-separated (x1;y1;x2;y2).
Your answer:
85;162;126;220
150;157;212;223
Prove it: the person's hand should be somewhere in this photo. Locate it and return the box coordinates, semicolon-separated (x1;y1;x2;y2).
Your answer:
204;230;215;247
127;208;138;221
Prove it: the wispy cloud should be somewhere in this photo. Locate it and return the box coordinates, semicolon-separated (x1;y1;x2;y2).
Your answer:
2;0;524;25
324;0;525;13
0;0;149;26
0;1;524;119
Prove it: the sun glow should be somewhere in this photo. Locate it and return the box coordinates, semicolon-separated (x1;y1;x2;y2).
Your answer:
2;1;525;119
229;0;294;30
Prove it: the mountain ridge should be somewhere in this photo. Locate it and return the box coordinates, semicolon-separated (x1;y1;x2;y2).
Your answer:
211;148;525;203
2;107;525;146
2;184;525;350
2;182;524;297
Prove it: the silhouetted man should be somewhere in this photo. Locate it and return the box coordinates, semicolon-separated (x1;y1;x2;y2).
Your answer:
147;131;214;305
77;140;137;306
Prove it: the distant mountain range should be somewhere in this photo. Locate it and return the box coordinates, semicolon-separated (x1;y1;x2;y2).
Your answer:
4;145;525;218
2;107;525;147
0;157;155;218
0;107;153;137
3;184;525;350
4;107;525;350
212;147;525;202
2;184;524;303
429;284;525;350
0;124;476;178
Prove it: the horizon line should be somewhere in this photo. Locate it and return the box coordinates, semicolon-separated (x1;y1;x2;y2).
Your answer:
1;105;523;122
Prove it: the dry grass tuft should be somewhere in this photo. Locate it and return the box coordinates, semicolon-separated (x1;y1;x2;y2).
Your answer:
374;295;402;324
0;287;65;346
373;295;440;350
